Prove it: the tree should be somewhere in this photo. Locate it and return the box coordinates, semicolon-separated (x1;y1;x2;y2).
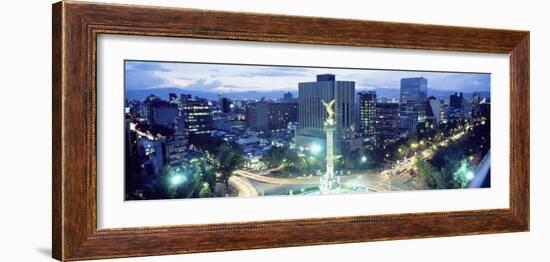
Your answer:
261;146;287;169
415;158;448;189
217;144;244;187
337;149;360;170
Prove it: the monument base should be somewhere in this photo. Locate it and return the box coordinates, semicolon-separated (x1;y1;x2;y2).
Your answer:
319;175;340;194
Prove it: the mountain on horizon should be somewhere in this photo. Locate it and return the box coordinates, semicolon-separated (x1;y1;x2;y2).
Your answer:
126;87;489;101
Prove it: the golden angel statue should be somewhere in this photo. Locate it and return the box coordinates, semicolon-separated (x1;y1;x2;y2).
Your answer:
321;99;336;126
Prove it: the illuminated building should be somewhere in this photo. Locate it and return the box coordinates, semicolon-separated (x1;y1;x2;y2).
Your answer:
296;74;359;153
180;97;212;135
399;77;427;130
358;91;377;138
375;102;399;140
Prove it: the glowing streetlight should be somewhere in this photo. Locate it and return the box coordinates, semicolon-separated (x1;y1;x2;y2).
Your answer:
170;175;185;186
466;171;475;180
361;156;367;163
310;143;322;154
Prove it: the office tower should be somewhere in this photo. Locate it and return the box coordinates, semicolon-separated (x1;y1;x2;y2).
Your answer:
138;139;164;176
283;92;294;102
448;92;464;121
246;101;298;135
374;102;400;141
296;74;359;153
180;93;192;102
219;96;232;113
245;102;269;134
471;92;481;117
164;121;189;167
399;77;428;130
150;101;179;128
168;93;180;105
357;91;377;138
426;96;441;127
439;99;448;124
125;119;140;177
180;97;212;135
479;102;491;118
139;94;161;121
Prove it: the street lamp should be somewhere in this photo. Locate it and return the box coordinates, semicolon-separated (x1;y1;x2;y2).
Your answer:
465;171;475;181
310;143;322;154
170;174;185;186
361;156;367;163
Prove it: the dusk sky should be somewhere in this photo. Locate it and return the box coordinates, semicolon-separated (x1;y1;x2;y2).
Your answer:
125;60;491;94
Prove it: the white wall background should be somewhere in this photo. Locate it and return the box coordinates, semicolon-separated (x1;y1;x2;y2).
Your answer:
0;0;546;261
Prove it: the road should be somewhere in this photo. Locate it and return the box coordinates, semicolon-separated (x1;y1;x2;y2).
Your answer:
229;122;480;196
228;175;258;197
232;168;414;196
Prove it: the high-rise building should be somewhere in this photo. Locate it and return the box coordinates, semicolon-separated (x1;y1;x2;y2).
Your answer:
138;139;164;176
439;99;448;124
164;121;189;167
357;91;377;138
399;77;428;130
139;94;161;121
219;97;232;113
180;97;212;135
245;102;269;133
426;96;441;127
168;93;180;105
374;102;400;141
150;101;179;128
180;93;192;102
471;92;481;117
479;102;491;118
246;101;298;135
448;92;464;121
283;92;294;102
296;74;359;152
125;119;140;177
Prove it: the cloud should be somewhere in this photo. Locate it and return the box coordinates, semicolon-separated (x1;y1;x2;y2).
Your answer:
177;76;194;80
427;73;490;92
236;67;310;77
125;69;168;90
124;61;490;94
356;70;490;92
186;79;223;90
127;62;171;72
124;61;173;90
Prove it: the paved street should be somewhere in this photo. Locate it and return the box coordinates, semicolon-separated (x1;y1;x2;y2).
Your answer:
228;123;478;197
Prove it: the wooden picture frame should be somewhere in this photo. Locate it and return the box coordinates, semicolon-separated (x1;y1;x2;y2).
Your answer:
52;1;529;261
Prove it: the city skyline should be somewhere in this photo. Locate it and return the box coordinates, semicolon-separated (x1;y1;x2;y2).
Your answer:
124;62;491;201
125;60;491;94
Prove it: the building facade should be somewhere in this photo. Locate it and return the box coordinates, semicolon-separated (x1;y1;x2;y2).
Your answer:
282;92;294;102
164;122;189;167
399;77;428;130
150;102;179;128
471;91;481;117
180;97;212;135
357;91;377;138
296;74;359;153
246;101;298;135
426;96;441;127
374;102;400;141
219;97;232;113
448;92;464;121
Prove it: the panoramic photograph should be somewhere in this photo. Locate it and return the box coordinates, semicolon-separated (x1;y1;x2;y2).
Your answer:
124;60;491;201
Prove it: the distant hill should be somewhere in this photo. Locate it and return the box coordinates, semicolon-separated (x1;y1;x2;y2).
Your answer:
126;87;298;101
365;88;490;99
126;87;489;101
